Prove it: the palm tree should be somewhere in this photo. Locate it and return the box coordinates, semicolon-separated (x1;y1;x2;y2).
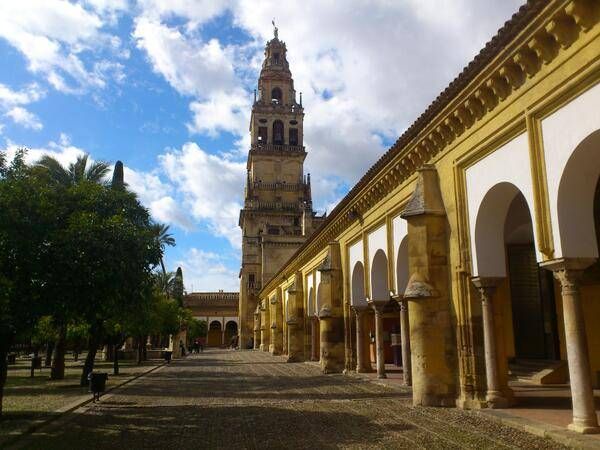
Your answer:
152;223;176;275
36;153;110;187
34;153;110;381
154;270;176;297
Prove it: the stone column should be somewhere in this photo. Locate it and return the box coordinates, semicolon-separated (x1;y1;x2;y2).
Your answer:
260;300;270;352
400;165;457;406
368;300;387;379
471;277;512;408
253;308;261;350
394;296;412;386
352;307;371;372
270;288;283;355
286;272;305;362
318;242;346;373
221;328;225;347
542;258;599;434
310;318;319;361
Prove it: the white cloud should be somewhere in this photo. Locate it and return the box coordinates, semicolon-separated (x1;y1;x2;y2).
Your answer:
5;107;43;130
133;18;236;97
3;133;86;167
0;0;127;93
175;247;239;292
136;0;231;28
0;83;46;131
159;142;245;248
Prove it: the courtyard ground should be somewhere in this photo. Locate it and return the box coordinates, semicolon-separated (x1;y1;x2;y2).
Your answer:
0;355;163;445
8;348;573;449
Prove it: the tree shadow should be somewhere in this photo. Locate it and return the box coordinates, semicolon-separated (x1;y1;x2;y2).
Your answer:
25;405;405;449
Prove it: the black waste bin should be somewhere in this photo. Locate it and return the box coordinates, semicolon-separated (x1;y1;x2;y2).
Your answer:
90;372;108;394
31;355;42;369
163;351;172;363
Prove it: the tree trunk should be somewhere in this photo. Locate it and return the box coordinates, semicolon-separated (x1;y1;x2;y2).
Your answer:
113;343;119;375
50;324;67;380
44;341;54;367
0;336;11;417
30;349;38;378
80;328;102;386
137;337;143;365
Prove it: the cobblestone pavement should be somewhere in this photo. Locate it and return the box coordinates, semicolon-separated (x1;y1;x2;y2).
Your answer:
17;349;566;450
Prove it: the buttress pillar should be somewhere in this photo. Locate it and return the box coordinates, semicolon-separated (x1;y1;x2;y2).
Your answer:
253;306;261;350
318;242;345;373
400;165;457;407
260;299;270;352
269;288;284;355
287;272;305;362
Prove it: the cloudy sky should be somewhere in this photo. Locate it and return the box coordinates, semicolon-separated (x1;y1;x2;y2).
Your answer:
0;0;523;292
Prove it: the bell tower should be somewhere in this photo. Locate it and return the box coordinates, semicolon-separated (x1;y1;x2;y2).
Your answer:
238;25;324;348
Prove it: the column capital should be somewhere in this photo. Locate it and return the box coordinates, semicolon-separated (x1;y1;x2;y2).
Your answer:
540;257;596;273
367;299;387;313
350;305;368;316
471;276;503;301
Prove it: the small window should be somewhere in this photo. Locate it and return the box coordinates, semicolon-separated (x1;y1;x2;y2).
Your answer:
273;53;280;64
271;87;282;103
258;127;267;143
268;227;280;235
289;128;298;146
273;120;284;145
249;273;255;287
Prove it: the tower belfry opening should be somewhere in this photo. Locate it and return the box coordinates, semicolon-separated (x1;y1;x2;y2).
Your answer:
238;27;325;348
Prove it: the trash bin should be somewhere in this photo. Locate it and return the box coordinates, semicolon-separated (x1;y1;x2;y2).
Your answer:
31;355;42;369
163;351;172;363
90;372;108;394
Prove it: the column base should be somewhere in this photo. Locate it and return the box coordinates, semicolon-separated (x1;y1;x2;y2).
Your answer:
377;373;387;379
568;422;600;434
486;392;512;409
356;366;373;373
259;344;268;352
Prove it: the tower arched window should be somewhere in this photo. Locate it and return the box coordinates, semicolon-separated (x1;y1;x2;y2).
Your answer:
271;87;282;104
273;120;284;145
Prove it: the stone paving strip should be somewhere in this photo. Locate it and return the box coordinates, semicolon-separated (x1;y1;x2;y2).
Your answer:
10;349;569;450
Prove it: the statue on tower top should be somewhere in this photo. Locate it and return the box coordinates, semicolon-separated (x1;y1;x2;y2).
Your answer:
272;19;278;39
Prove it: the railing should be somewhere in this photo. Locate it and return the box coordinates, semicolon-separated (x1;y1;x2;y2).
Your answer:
250;143;305;153
252;181;307;191
244;200;304;211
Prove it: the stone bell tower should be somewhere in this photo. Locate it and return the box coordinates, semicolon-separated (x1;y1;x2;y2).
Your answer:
238;24;325;348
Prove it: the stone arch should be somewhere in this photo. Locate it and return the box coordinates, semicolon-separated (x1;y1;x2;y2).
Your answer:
396;236;409;294
316;282;324;313
271;86;282;103
207;320;222;347
370;249;389;301
351;262;367;307
556;129;600;258
307;286;315;316
225;320;238;344
474;182;535;277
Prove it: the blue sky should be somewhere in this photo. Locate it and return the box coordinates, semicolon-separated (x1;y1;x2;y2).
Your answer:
0;0;522;292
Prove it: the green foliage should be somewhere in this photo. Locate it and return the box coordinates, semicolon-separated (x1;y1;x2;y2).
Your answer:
187;318;207;341
31;316;58;347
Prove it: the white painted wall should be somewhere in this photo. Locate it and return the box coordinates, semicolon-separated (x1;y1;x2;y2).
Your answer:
367;224;387;269
541;81;600;258
349;241;363;275
392;215;408;293
466;133;540;276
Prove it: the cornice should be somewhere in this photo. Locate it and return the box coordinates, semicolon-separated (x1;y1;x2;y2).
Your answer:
258;0;600;298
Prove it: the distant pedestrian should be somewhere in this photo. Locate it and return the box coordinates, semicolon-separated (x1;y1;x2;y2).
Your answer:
193;339;200;354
